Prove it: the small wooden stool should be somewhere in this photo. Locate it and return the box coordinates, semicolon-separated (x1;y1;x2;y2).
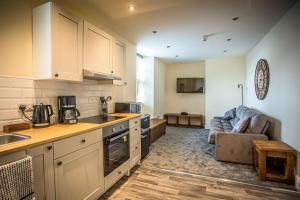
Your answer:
253;140;296;184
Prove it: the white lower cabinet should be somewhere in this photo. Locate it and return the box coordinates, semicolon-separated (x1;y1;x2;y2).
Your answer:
54;142;104;200
129;118;141;169
104;160;130;191
29;143;55;200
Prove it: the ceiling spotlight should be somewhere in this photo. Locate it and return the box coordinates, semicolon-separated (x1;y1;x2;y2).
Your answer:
175;55;179;58
167;45;171;48
152;30;157;34
227;38;232;41
128;5;135;11
202;35;208;42
232;17;239;21
224;50;228;53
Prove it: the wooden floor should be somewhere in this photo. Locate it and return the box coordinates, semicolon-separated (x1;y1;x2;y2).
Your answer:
100;166;300;200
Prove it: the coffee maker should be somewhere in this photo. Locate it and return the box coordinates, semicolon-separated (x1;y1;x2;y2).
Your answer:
58;96;80;124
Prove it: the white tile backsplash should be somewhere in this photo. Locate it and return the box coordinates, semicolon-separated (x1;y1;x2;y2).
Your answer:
0;76;115;131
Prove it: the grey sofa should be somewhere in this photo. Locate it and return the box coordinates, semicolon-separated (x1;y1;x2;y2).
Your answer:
208;105;270;164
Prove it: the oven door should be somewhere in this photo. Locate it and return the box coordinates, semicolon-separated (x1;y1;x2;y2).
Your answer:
103;130;130;176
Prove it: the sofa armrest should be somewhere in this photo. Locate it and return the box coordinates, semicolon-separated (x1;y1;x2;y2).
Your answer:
215;132;268;164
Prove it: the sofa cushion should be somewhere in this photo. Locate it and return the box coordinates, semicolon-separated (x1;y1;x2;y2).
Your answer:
208;118;233;144
236;105;260;120
232;117;250;133
246;114;270;134
223;108;236;120
230;117;239;127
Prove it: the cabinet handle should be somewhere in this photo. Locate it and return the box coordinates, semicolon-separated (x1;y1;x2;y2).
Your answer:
57;161;63;166
54;73;59;78
111;70;114;73
124;82;127;85
135;128;138;131
135;145;138;149
118;171;122;175
47;145;52;151
135;121;138;124
81;139;86;143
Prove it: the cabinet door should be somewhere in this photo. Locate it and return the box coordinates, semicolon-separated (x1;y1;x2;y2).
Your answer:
30;143;55;200
130;127;141;168
52;4;83;81
112;40;126;85
54;142;104;200
83;22;112;75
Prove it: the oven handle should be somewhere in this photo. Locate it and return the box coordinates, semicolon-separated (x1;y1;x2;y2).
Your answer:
106;131;129;143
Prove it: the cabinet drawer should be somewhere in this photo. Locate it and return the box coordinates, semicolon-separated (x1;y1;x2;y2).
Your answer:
54;129;102;159
129;118;140;129
104;160;129;191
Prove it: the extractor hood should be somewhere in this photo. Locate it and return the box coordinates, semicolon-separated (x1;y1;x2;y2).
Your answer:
83;69;122;81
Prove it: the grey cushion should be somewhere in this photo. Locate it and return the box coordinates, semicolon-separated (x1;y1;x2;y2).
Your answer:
208;118;233;144
223;108;236;120
236;105;260;120
230;117;239;127
246;114;270;134
232;117;250;133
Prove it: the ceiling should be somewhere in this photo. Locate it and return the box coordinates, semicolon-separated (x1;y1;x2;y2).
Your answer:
68;0;295;63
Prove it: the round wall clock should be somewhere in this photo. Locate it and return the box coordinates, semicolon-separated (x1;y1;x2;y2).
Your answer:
255;59;270;100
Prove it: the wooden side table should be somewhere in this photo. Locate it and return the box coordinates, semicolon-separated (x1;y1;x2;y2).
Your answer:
253;140;296;184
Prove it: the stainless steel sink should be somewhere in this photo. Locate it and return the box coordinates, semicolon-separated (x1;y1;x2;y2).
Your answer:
0;133;31;146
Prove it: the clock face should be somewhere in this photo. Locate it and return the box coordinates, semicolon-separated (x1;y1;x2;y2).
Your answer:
255;59;270;100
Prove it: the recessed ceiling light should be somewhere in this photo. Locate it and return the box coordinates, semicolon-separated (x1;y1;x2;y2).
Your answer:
152;30;157;34
167;45;171;48
224;50;228;53
227;38;232;41
128;5;135;11
175;55;179;58
232;17;239;21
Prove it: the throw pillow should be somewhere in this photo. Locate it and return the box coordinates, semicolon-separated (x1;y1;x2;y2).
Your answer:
223;108;236;120
247;114;270;134
230;117;239;127
232;117;250;133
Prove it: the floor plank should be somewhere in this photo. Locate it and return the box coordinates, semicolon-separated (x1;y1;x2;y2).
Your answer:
99;166;300;200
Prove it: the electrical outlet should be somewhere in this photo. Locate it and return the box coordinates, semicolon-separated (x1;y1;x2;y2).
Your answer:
18;104;34;112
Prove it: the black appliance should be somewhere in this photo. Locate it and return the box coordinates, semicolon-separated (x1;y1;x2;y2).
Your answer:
79;116;124;124
140;114;150;160
100;96;112;117
177;78;205;93
115;102;141;113
32;103;53;128
58;96;80;124
102;121;130;176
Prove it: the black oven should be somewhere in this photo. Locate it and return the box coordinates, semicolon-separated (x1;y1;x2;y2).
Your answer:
103;121;130;177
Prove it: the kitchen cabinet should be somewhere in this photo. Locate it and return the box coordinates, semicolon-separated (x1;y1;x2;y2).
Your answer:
129;118;141;169
33;2;83;81
83;21;113;75
112;39;127;85
29;143;55;200
54;142;104;200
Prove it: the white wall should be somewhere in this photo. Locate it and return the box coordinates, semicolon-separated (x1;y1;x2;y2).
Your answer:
205;57;246;128
165;62;205;116
154;58;166;118
245;1;300;174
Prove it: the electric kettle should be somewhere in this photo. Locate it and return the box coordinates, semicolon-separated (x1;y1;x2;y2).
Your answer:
32;103;54;128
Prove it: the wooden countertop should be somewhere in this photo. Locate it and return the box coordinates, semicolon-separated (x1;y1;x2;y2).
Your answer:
0;113;141;156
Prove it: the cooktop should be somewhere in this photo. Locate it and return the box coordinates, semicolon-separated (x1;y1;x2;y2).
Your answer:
79;116;125;124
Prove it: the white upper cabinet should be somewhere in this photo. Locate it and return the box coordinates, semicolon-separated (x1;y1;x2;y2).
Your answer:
112;40;126;85
83;21;112;75
33;2;83;81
